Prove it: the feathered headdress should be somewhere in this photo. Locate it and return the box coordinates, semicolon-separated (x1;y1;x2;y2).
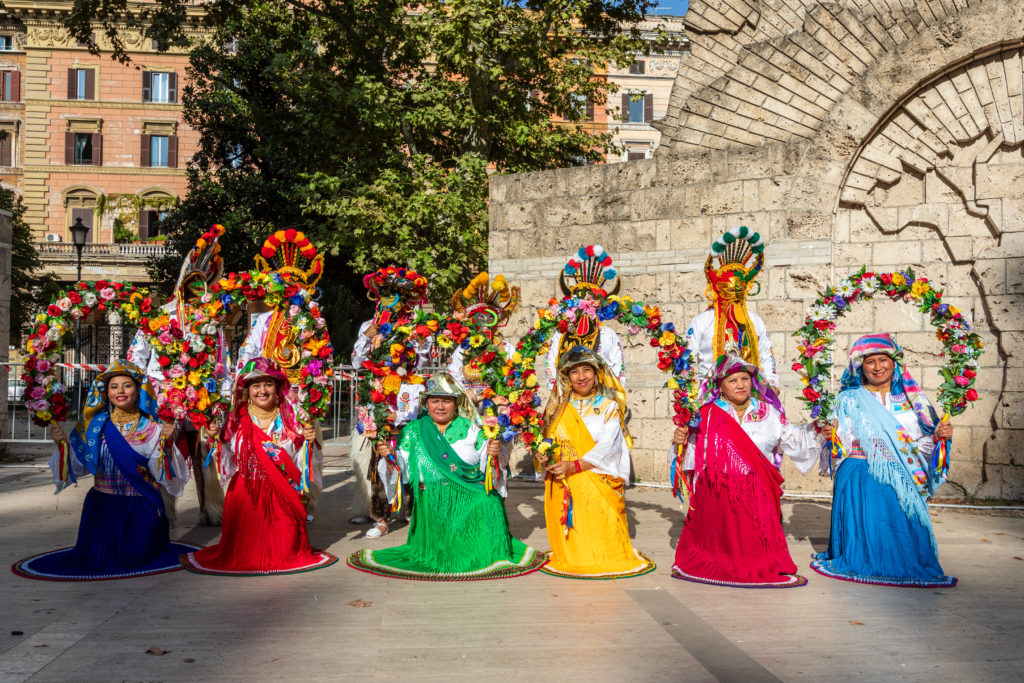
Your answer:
174;223;225;300
253;229;324;293
704;226;765;370
559;245;620;298
451;272;519;329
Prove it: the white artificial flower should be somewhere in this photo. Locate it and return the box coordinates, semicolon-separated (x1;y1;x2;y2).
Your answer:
835;280;856;297
56;297;72;311
82;292;98;307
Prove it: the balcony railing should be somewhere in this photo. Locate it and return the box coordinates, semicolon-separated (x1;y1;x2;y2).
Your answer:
36;242;172;260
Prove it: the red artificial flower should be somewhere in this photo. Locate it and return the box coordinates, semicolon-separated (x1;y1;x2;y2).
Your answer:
963;368;976;379
255;285;267;298
521;432;535;445
813;319;832;331
97;302;106;312
557;319;569;333
284;284;299;298
158;406;175;422
521;390;534;404
649;338;660;348
792;362;803;371
80;306;91;316
68;291;82;304
370;390;386;403
317;345;332;359
141;298;152;313
190;412;208;428
802;387;820;401
308;387;323;403
77;282;88;290
158;356;172;367
965;388;978;401
479;351;496;364
47;304;61;316
96;280;110;290
879;273;893;285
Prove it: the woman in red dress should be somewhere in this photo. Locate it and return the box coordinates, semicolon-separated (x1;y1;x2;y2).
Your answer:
181;358;336;575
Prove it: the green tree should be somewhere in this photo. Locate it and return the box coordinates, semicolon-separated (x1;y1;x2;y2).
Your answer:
3;189;58;346
66;0;677;347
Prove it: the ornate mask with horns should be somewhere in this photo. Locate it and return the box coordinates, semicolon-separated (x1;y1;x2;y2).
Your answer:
451;272;519;336
556;245;620;362
704;226;765;370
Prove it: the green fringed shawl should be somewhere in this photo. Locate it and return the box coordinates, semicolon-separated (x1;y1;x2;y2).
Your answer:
349;416;544;580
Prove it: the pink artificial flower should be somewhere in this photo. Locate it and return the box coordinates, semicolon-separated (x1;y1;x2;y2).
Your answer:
99;287;116;301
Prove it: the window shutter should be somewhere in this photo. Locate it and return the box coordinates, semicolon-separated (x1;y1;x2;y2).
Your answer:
11;70;19;102
138;210;150;239
168;72;178;103
167;135;178;167
84;69;94;100
140;134;150;166
67;68;76;99
142;71;152;102
93;133;102;166
0;136;11;166
644;93;653;123
64;131;74;164
586;98;594;121
621;93;629;119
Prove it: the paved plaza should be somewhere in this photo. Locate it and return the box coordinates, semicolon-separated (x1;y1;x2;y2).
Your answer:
1;452;1022;682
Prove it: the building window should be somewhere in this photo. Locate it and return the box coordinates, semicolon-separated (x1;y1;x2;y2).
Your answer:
70;207;94;241
565;93;594;122
629;60;645;75
627;150;647;161
73;133;92;164
0;70;19;101
64;128;102;166
140;133;178;167
139;208;170;239
0;131;13;167
142;71;177;103
67;68;94;100
0;36;13;51
622;92;653;124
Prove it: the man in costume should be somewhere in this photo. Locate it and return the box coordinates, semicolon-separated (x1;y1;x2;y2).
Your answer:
447;271;519;400
235;229;326;520
684;226;778;388
350;266;431;537
346;372;546;580
127;225;228;526
544;245;626;389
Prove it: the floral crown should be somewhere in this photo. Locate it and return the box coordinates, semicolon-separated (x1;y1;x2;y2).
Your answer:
253;229;324;293
175;223;225;296
704;226;764;298
559;245;620;298
363;265;429;306
451;272;519;328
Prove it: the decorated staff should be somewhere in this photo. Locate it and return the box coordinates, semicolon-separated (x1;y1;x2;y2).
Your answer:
234;229;330;520
351;266;431;538
347;373;546;581
544;246;626;388
684;227;778;388
12;362;198;582
128;224;229;527
795;268;983;587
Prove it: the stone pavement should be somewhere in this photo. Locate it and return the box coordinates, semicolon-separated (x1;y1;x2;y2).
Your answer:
1;460;1022;682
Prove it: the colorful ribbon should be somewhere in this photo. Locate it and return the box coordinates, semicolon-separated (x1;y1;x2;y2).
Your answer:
560;479;574;537
670;442;693;510
55;436;72;489
931;412;951;479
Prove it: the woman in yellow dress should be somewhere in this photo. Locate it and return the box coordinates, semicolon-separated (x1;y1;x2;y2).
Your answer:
541;345;655;579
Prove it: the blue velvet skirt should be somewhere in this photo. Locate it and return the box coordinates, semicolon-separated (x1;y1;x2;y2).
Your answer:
811;458;956;587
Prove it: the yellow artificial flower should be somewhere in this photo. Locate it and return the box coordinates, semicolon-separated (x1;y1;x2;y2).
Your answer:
511;352;522;365
195;390;211;412
509;391;521;403
425;319;439;332
383;374;402;394
437;336;454;349
407;375;425;384
187;370;201;386
666;377;679;390
525;374;538;388
891;273;906;286
396;325;413;335
659;332;676;346
173;377;186;389
305;337;329;355
948;305;961;316
909;280;930;298
469;334;486;348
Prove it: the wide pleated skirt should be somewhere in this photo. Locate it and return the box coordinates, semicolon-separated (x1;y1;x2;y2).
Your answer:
181;471;336;576
348;478;546;581
11;488;195;581
810;458;956;587
672;469;806;588
542;471;655;579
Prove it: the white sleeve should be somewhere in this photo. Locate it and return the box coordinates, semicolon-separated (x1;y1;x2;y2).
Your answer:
415;336;433;370
154;429;190;498
600;327;626;384
235;313;270;375
685;312;713;383
580;405;630;481
446;346;465;383
351;320;374;366
753;313;779;388
126;330;152;371
48;445;89;492
545;332;563;389
779;421;823;475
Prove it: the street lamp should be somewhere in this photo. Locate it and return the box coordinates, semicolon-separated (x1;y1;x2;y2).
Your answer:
69;217;89;420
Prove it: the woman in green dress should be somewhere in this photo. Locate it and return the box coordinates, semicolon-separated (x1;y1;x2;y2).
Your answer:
347;372;546;580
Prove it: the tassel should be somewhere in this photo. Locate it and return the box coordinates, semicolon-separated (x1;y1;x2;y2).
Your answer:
388;453;404;513
157;435;176;482
298;442;311;494
931;412;951;479
560;481;574;537
670;443;692;510
484;449;494;493
55;437;73;490
818;434;845;478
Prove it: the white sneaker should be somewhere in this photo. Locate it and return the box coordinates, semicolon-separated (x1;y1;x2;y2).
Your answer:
306;514;314;523
365;521;387;539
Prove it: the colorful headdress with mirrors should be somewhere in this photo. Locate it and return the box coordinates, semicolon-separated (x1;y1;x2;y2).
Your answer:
451;272;519;331
362;265;429;326
174;223;225;302
704;226;765;370
559;244;620;298
253;229;324;294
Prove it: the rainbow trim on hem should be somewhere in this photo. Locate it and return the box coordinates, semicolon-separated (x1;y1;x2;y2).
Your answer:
540;551;656;580
180;550;338;577
12;543;200;582
671;565;807;589
809;558;957;588
346;548;548;582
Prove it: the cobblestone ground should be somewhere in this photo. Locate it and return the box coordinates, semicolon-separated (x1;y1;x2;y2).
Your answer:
1;453;1022;682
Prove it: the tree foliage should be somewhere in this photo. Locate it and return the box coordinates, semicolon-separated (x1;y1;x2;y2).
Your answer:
66;0;674;347
3;189;58;346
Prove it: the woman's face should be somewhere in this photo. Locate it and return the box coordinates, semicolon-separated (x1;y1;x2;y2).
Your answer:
107;376;138;410
568;364;598;397
720;371;752;404
861;353;895;388
425;396;457;425
248;380;279;411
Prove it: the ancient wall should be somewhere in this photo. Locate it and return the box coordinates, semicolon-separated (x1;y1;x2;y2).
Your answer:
488;0;1024;498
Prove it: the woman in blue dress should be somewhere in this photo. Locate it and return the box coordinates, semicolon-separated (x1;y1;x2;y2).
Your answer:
810;334;956;587
12;361;194;580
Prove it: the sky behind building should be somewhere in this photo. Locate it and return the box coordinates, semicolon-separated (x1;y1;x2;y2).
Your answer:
649;1;688;16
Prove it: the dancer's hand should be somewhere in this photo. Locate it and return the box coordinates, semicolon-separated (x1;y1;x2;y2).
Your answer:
486;440;501;458
818;423;836;441
302;424;317;442
160;422;176;440
376;442;393;457
546;461;574;480
671;426;688;445
49;423;67;444
364;322;380;338
934;421;953;441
